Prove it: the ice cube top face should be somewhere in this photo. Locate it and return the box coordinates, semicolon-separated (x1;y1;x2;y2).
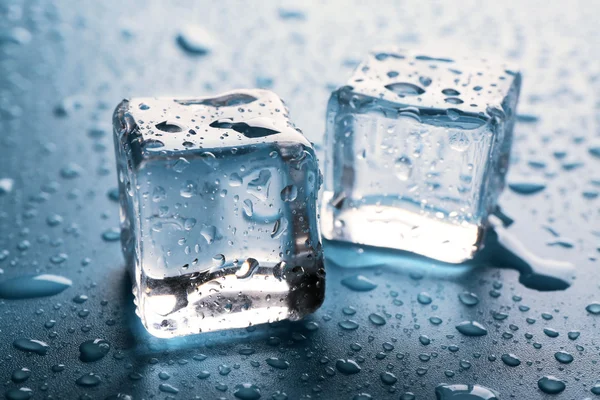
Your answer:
322;47;521;263
112;90;324;337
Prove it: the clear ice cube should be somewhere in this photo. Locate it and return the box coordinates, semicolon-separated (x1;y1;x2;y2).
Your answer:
112;89;324;337
321;47;521;263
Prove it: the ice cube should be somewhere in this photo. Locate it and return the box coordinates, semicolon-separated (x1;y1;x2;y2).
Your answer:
112;89;324;337
321;47;521;263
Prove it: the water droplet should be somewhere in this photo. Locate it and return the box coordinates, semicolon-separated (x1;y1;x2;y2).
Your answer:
236;258;259;279
339;320;359;330
586;302;600;314
455;321;487;336
335;359;361;374
435;384;499;399
568;331;580;340
394;156;413;181
11;368;31;383
508;182;546;195
4;387;33;400
229;173;243;187
368;313;386;326
0;178;15;195
60;163;83;179
102;228;121;242
384;82;425;96
176;24;215;55
554;351;573;364
543;328;559;338
280;185;298;202
380;371;398;385
442;88;460;96
234;383;261;400
172;157;190;173
200;225;217;244
210;117;280;138
76;373;102;387
417;292;432;305
501;353;521;367
458;292;479;306
537;376;565;394
79;338;110;362
444;97;464;104
0;274;72;299
158;383;179;394
341;275;377;291
266;357;289;370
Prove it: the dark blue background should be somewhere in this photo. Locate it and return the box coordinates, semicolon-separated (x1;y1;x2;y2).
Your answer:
1;1;599;398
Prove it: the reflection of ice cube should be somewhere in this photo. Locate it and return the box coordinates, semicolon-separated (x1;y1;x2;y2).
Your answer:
321;47;521;263
113;89;324;337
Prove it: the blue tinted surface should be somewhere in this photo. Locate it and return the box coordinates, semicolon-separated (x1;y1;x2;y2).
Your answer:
0;1;599;399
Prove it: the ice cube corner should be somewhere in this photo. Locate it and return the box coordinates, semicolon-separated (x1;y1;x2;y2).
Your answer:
112;89;325;337
321;47;521;263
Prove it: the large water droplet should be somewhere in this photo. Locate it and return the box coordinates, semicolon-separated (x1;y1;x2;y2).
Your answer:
435;384;499;399
455;321;487;336
266;357;289;369
13;339;49;355
586;302;600;314
501;353;521;367
537;376;566;394
79;338;110;362
233;383;261;400
341;275;377;291
384;82;425;96
176;24;215;56
508;182;546;195
335;359;361;374
0;275;72;299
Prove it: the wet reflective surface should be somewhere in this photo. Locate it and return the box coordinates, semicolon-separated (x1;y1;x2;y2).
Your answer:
1;1;599;398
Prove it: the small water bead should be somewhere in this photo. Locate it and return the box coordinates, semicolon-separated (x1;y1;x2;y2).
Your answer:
394;156;413;181
79;339;110;362
197;371;211;379
458;292;479;306
508;182;546;195
266;357;289;369
380;371;398;385
76;373;102;387
102;228;121;242
554;351;573;364
72;294;88;304
419;335;431;345
544;328;559;338
51;364;65;372
158;384;179;394
176;24;215;55
218;364;232;375
568;331;580;340
417;292;432;305
537;376;566;394
586;302;600;315
13;338;49;355
368;313;386;326
234;383;261;400
4;388;33;400
501;353;521;367
342;306;356;315
339;320;359;330
455;321;488;336
429;316;443;325
335;359;361;374
591;382;600;395
341;275;377;291
60;163;83;179
11;367;31;383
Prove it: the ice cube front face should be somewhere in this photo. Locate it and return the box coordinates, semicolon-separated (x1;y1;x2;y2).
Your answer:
112;90;324;337
322;48;521;263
